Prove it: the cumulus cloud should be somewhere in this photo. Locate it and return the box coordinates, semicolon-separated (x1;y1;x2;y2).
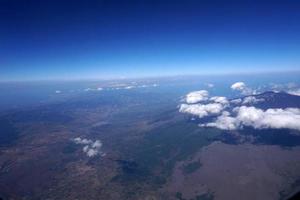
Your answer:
73;137;104;157
231;82;246;90
201;111;237;130
185;90;209;104
201;106;300;131
179;90;228;118
231;82;255;95
180;103;225;118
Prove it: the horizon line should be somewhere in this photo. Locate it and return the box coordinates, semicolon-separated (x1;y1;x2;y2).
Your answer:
1;69;300;83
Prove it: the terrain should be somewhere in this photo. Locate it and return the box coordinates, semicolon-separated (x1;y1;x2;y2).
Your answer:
0;79;300;200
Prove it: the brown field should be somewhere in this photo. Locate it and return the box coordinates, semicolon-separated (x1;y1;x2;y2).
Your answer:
165;142;300;200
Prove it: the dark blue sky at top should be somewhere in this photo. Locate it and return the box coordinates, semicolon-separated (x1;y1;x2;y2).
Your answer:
1;0;300;81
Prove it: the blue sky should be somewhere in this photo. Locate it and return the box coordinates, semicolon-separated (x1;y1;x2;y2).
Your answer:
1;0;300;81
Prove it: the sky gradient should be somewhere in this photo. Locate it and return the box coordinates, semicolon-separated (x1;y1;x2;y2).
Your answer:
1;0;300;81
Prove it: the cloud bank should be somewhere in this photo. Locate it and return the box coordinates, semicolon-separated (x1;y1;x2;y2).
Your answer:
180;82;300;131
202;106;300;131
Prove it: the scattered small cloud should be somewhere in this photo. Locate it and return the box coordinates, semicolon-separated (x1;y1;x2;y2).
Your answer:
125;86;135;89
73;137;104;157
206;83;214;88
85;87;103;92
73;137;92;145
107;83;159;90
55;90;61;94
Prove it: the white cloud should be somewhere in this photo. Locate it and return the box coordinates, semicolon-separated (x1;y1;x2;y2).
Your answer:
84;88;92;91
270;82;300;96
83;145;89;152
92;140;102;148
231;82;255;95
73;138;104;157
230;98;242;104
210;96;229;105
287;89;300;96
180;90;228;118
86;148;99;157
55;90;61;94
107;83;159;90
179;103;225;118
185;90;209;104
231;82;246;90
236;106;300;130
181;86;300;132
85;87;103;92
201;106;300;131
242;96;264;104
201;111;237;130
125;86;135;89
206;83;214;88
73;137;92;145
